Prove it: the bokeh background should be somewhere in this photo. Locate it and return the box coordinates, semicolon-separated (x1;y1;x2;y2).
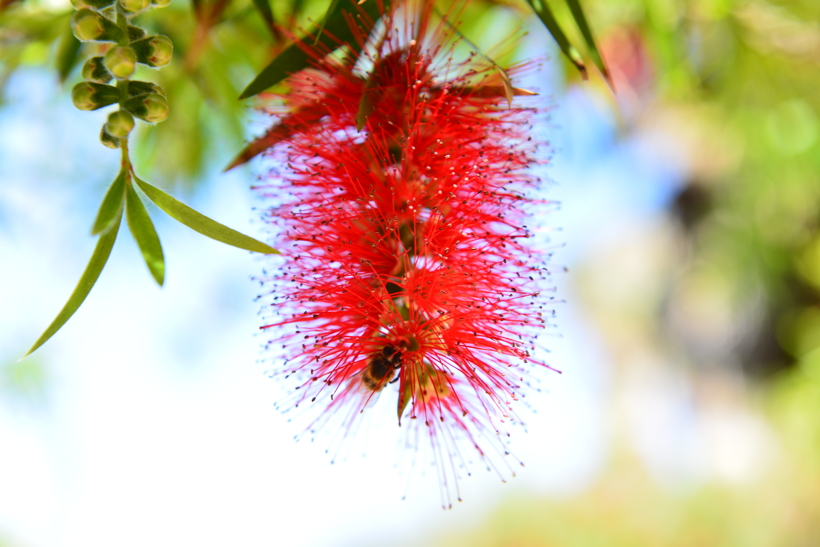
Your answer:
2;0;819;545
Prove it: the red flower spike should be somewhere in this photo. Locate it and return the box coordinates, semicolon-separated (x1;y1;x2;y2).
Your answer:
256;0;557;507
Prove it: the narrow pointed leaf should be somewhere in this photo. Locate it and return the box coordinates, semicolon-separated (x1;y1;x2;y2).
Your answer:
397;381;411;424
25;209;123;357
132;175;278;254
356;70;378;131
238;36;312;99
56;21;82;83
239;0;391;99
448;85;538;98
566;0;611;84
525;0;587;79
224;103;326;170
91;170;126;235
251;0;274;29
125;181;165;286
224;123;294;171
314;0;343;45
432;5;518;108
495;66;514;108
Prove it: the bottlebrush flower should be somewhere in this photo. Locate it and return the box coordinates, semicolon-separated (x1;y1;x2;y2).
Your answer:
255;0;557;506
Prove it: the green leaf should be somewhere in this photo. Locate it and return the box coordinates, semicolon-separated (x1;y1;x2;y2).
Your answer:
125;181;165;286
24;208;123;357
239;0;391;99
314;0;342;45
397;381;411;423
55;20;82;83
251;0;274;29
565;0;611;85
432;5;517;108
495;66;514;109
91;170;126;235
224;104;326;171
132;175;279;254
525;0;587;79
292;0;306;15
356;69;378;131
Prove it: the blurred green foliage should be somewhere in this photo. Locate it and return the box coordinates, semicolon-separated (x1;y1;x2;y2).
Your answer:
424;370;820;546
587;0;820;377
412;1;820;543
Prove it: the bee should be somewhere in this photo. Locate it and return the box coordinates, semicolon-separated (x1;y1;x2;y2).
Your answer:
362;344;403;391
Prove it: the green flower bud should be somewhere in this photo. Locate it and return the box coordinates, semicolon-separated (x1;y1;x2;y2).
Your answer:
100;126;120;149
124;93;169;123
81;56;113;84
119;0;151;13
104;46;136;79
71;10;123;42
105;110;135;138
127;80;165;98
71;10;102;41
132;35;173;67
71;81;119;111
71;0;116;10
151;0;172;7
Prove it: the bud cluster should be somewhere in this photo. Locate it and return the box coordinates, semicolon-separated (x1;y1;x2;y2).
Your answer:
70;0;172;148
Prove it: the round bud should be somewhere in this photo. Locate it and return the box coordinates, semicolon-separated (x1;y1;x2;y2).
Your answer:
104;46;136;79
105;110;135;138
82;56;112;84
71;81;119;111
147;36;173;67
124;93;169;123
71;9;123;42
71;9;103;41
119;0;151;13
141;94;169;123
151;0;172;7
100;126;120;149
132;35;173;67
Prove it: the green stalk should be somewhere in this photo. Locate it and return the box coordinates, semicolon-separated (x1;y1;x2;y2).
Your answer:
114;1;132;173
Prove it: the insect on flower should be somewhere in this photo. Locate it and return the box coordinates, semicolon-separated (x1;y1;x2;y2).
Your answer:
255;0;558;507
362;344;404;390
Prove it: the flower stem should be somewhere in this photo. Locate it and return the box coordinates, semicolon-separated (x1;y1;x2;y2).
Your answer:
114;1;132;175
120;137;131;175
